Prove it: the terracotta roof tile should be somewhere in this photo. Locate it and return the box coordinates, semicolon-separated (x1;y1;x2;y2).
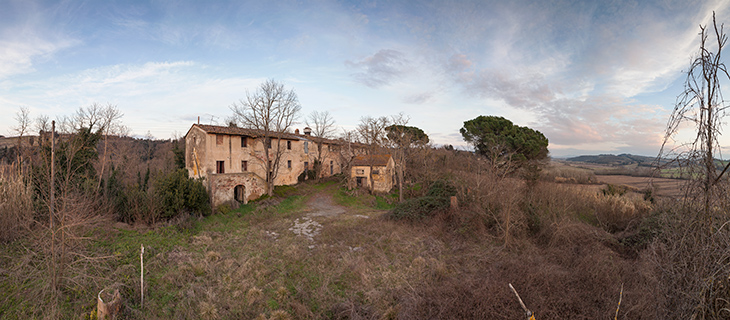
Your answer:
188;124;368;148
352;154;392;166
191;124;301;140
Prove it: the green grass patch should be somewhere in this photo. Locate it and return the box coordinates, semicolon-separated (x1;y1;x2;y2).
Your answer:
277;195;306;214
274;184;299;197
313;180;338;190
97;225;194;265
374;195;396;210
333;187;363;207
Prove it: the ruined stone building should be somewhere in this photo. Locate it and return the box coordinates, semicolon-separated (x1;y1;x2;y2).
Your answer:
350;154;395;193
185;124;356;209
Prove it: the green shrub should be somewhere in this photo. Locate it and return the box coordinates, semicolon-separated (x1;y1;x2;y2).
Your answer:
154;169;211;220
297;170;317;182
388;180;457;221
387;196;449;221
425;180;457;198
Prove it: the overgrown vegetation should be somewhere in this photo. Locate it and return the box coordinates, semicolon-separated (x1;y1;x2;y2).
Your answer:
387;180;456;221
2;51;730;318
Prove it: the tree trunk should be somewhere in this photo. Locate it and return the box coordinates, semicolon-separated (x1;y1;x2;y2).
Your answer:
97;288;123;320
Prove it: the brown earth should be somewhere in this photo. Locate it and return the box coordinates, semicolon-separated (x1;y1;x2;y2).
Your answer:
304;191;345;217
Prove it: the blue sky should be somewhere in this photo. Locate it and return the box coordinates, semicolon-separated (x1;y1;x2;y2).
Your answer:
1;0;729;157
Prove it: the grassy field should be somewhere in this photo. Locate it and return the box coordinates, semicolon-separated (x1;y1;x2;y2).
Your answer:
546;160;687;198
594;175;685;198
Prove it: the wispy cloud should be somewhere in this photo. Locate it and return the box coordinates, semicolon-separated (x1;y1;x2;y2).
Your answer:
402;92;434;104
0;1;78;79
345;49;410;88
445;52;668;154
0;37;73;79
0;60;261;138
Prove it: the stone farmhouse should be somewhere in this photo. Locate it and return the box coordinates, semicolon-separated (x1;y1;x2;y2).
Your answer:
350;154;396;193
185;124;368;209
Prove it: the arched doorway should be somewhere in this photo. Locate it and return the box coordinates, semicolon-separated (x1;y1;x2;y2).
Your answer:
234;185;246;203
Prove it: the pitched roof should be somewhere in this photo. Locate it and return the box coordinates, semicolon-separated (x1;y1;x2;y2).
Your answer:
187;123;368;148
352;154;392;167
189;124;301;140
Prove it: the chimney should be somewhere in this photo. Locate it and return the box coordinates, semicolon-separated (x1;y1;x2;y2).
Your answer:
295;128;300;135
197;116;200;124
303;127;312;136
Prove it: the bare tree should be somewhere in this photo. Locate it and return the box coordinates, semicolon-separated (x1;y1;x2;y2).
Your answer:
305;111;337;180
13;107;31;167
96;104;124;191
659;12;730;223
35;114;50;135
656;12;730;318
386;113;429;202
231;79;301;196
356;116;390;193
336;128;359;184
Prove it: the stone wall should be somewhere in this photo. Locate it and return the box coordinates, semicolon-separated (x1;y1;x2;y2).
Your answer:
208;172;266;210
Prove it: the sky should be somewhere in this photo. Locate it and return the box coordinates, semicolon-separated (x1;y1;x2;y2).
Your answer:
2;0;730;157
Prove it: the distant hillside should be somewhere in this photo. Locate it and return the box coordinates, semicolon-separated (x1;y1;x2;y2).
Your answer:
565;154;659;166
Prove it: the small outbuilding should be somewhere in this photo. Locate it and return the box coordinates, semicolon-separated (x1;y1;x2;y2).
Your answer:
350;154;395;193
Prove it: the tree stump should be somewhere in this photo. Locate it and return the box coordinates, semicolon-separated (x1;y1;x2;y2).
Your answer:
97;288;123;320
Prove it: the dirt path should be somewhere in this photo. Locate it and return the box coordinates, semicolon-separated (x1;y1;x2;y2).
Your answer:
304;190;345;217
288;188;347;243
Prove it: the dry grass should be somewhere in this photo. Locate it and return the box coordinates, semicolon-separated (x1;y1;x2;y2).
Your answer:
0;155;724;319
0;165;34;242
542;162;598;184
0;193;673;319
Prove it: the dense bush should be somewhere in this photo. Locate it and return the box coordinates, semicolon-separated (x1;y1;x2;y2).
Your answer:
425;179;457;198
154;169;210;220
388;180;456;221
387;196;449;220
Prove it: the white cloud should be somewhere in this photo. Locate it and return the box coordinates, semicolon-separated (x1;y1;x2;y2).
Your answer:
0;10;77;79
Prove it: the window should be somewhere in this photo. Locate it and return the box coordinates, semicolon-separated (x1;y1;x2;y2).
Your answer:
242;160;248;172
216;134;224;145
304;141;309;154
287;140;291;150
266;138;272;149
372;169;380;175
241;137;247;148
304;162;309;170
216;161;225;173
287;160;292;168
330;161;334;175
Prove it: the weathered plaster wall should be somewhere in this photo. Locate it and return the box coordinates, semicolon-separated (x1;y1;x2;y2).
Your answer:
350;162;394;193
185;126;209;179
185;125;352;198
